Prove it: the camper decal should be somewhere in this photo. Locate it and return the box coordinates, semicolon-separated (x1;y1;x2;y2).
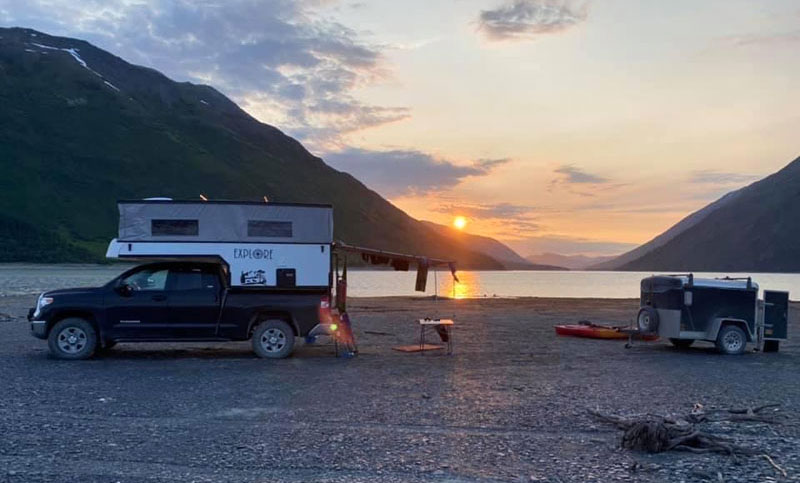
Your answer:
234;248;273;260
240;270;267;285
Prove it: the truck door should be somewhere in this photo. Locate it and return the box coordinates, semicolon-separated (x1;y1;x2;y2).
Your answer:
107;266;170;339
164;265;221;338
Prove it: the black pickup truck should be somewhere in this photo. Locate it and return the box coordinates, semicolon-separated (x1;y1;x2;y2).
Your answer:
28;261;332;360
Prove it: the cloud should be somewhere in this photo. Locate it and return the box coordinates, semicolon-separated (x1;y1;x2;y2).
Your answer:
430;201;540;238
688;170;759;185
0;0;403;149
475;158;511;169
553;164;607;183
324;148;510;197
506;235;636;256
723;30;800;47
433;201;534;219
477;0;588;41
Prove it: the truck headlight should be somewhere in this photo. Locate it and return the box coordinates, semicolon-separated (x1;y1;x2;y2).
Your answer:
33;293;53;318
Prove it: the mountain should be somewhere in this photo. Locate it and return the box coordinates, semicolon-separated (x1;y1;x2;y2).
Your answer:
421;222;566;270
527;252;615;270
590;188;745;270
0;27;505;268
596;156;800;272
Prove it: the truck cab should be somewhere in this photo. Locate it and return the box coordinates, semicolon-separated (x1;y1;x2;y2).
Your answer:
29;261;333;360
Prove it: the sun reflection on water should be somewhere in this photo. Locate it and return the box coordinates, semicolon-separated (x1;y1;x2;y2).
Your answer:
440;270;480;299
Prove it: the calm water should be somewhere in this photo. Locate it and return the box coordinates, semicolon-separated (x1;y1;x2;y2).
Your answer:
1;264;799;300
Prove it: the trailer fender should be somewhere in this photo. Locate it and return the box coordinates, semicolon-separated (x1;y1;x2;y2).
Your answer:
708;318;753;342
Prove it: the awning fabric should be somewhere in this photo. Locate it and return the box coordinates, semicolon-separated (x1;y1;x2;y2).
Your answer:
333;242;459;286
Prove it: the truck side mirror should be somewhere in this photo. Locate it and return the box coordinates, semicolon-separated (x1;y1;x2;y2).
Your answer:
684;291;693;307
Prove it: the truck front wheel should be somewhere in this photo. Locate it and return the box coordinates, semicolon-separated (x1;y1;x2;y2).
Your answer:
252;320;295;359
47;318;97;360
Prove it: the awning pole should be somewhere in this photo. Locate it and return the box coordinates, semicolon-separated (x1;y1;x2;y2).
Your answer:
434;268;438;299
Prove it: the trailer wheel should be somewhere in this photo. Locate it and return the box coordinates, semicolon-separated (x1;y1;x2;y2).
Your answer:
47;318;97;360
636;307;659;334
252;320;295;359
715;325;746;355
763;340;780;353
669;338;694;349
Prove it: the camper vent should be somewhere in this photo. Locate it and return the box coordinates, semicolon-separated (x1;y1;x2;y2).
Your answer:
248;220;292;238
151;219;199;236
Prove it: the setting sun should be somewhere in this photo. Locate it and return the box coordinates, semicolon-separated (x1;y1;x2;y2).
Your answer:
453;216;467;230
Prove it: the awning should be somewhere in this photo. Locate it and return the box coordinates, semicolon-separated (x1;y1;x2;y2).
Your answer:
333;242;459;291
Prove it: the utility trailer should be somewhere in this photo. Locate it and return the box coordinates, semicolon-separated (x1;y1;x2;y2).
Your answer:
634;274;789;355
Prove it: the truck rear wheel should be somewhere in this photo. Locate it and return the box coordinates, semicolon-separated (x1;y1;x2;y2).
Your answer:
252;320;295;359
716;325;747;355
47;318;97;360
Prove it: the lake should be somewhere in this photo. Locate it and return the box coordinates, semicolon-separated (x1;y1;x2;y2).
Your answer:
1;264;799;300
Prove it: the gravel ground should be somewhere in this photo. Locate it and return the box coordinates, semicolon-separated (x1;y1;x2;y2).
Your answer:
1;295;798;482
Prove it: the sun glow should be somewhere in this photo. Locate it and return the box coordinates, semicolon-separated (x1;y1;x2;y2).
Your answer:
453;216;467;230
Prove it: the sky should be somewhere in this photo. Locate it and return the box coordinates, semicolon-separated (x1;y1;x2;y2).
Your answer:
2;0;799;256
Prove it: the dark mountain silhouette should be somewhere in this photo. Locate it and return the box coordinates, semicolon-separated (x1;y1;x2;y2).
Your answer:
596;156;800;272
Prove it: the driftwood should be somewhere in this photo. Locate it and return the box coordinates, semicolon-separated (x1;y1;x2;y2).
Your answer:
588;404;783;456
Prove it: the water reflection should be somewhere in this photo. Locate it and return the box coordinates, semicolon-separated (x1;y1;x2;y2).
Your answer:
440;271;478;299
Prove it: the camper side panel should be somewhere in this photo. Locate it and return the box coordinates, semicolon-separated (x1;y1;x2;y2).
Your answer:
118;202;333;244
111;242;330;288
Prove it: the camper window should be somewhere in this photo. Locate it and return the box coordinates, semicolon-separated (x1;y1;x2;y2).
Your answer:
247;220;292;238
151;219;199;236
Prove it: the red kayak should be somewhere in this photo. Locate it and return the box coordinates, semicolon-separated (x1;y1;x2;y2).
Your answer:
555;322;659;341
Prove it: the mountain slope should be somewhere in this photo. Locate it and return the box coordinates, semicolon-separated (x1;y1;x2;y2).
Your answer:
421;222;566;270
0;27;504;267
591;188;744;270
607;156;800;272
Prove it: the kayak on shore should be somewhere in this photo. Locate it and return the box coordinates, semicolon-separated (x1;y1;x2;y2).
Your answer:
555;321;659;341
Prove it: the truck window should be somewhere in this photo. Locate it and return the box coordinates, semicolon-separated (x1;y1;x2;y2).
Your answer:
247;220;292;237
122;268;168;291
151;219;199;236
169;267;219;291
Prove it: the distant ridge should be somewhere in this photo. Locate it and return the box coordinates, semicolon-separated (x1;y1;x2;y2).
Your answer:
527;252;615;270
422;222;566;270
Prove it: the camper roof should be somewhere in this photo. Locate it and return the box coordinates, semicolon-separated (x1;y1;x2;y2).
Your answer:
117;200;333;244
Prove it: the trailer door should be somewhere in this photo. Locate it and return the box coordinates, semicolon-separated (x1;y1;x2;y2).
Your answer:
764;290;789;340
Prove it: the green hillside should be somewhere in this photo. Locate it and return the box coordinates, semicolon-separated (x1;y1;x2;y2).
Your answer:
0;27;504;268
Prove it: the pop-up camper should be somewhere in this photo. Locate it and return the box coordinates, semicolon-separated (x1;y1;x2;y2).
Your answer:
106;200;334;288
